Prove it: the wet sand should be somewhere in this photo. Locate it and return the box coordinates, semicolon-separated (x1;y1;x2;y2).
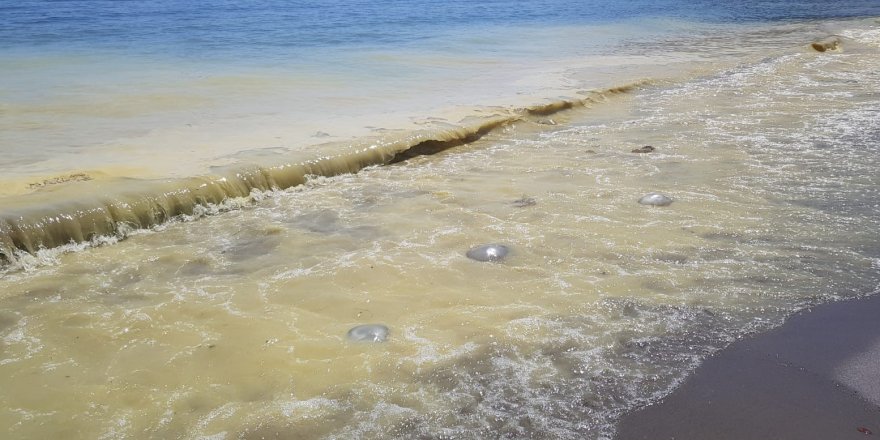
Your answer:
615;293;880;440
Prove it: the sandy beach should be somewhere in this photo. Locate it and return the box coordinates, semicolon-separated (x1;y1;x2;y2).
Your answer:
3;2;880;437
616;293;880;439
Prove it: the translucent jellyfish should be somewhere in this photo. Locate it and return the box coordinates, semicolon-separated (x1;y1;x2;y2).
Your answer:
638;193;673;207
466;244;510;262
347;324;389;342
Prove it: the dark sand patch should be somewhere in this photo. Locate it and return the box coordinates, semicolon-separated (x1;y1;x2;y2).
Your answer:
615;294;880;440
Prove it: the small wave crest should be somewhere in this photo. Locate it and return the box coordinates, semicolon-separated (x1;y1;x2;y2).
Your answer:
840;27;880;46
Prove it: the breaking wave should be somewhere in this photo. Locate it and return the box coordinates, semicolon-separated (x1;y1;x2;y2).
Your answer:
0;83;648;269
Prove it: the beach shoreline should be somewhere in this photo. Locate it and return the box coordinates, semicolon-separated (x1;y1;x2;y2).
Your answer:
3;3;880;436
615;292;880;440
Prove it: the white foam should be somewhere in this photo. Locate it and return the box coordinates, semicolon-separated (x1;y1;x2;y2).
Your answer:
400;326;479;367
280;397;342;419
98;412;133;440
1;318;44;365
840;27;880;46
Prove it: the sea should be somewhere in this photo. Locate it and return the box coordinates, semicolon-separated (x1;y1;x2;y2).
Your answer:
1;1;880;439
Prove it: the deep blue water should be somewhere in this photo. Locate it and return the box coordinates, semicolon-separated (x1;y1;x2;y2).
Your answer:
2;0;880;58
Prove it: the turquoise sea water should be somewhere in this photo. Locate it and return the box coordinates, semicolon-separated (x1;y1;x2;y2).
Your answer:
4;0;880;51
2;2;880;439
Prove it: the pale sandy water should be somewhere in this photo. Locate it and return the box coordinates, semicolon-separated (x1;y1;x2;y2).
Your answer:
0;19;684;196
0;17;843;196
1;18;880;440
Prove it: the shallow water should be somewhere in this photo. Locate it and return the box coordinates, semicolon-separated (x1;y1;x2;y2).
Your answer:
2;3;880;440
4;0;878;196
